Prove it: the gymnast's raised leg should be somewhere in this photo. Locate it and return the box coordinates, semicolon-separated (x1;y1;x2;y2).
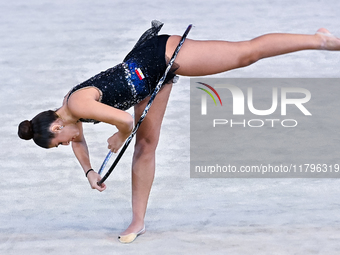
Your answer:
166;28;340;76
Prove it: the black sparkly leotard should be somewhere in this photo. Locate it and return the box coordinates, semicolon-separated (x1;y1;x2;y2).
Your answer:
67;21;177;123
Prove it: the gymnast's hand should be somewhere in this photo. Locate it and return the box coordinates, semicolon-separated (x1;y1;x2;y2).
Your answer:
87;171;106;192
107;131;127;153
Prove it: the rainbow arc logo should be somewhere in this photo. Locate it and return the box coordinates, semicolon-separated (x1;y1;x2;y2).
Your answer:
196;82;223;106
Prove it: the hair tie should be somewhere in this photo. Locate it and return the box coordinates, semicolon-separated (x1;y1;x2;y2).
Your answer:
86;169;94;177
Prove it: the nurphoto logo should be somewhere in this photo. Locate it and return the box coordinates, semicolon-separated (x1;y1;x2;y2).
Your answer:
190;78;340;178
196;81;312;128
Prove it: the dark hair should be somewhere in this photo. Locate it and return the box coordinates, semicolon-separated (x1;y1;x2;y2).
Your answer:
18;110;59;149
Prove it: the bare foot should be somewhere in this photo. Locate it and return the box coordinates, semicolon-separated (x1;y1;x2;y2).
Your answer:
316;28;340;50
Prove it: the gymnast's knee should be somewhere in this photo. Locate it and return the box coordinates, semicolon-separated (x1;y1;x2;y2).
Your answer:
134;137;159;158
238;44;260;68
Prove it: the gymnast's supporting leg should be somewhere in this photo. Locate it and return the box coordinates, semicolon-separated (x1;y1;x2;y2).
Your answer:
120;83;173;236
166;28;340;76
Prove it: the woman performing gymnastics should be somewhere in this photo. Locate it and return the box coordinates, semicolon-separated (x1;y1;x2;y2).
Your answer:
18;21;340;243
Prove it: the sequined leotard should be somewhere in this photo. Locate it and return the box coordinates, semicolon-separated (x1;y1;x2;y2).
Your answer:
67;21;176;123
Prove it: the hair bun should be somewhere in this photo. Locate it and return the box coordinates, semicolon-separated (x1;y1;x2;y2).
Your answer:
18;120;34;140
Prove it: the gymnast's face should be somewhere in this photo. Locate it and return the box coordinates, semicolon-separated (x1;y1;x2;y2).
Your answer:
49;122;80;148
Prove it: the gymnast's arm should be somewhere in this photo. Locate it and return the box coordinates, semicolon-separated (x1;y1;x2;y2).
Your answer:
71;121;106;192
67;88;134;153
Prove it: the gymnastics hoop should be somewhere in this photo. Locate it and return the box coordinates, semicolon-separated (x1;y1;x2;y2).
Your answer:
97;24;193;186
